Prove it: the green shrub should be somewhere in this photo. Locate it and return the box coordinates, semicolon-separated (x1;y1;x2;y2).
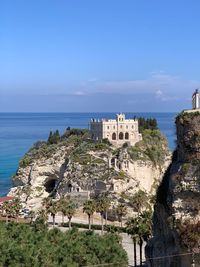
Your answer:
0;222;128;267
122;142;129;148
62;128;89;139
138;117;158;133
102;138;112;146
72;153;92;165
128;129;169;166
118;170;126;178
94;142;109;151
176;111;200;122
48;130;60;144
20;156;31;167
182;163;190;175
62;221;126;232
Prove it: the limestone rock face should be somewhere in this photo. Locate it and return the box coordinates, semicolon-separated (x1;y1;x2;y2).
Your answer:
177;113;200;162
8;131;170;214
146;112;200;267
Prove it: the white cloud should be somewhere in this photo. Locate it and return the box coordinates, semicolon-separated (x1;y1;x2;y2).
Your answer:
72;91;86;96
87;78;97;83
3;72;199;105
77;72;200;103
155;89;163;97
155;89;169;101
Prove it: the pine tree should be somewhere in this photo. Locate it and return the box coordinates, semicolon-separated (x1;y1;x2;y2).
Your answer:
48;131;53;144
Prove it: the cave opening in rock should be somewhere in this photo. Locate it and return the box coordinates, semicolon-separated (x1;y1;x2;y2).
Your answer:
44;179;56;193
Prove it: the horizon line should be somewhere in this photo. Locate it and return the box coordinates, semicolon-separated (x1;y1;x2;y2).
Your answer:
0;111;179;114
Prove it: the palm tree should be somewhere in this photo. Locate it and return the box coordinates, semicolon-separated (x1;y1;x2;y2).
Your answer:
65;200;76;230
42;197;58;227
129;190;149;214
103;196;111;226
57;198;67;225
126;217;139;267
48;200;58;228
42;197;52;225
12;198;22;223
83;200;96;230
37;208;48;224
115;203;127;227
137;211;152;267
95;196;110;234
28;210;35;224
126;211;152;267
42;197;52;209
22;185;33;202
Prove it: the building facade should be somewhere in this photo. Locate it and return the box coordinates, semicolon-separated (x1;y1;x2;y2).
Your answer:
90;113;142;146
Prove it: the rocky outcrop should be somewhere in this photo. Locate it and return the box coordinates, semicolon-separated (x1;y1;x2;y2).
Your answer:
146;111;200;267
8;129;170;214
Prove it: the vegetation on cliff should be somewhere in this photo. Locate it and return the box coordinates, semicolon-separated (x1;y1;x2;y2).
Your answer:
176;110;200;122
176;219;200;252
138;117;158;133
19;128;112;167
146;112;200;266
15;118;170;214
19;117;169;170
127;129;169;166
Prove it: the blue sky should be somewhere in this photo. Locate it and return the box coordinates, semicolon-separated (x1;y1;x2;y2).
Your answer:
1;0;200;112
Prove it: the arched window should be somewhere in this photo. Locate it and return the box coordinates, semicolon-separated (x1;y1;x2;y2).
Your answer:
111;158;115;167
68;184;72;193
112;132;116;140
119;132;123;140
125;132;129;140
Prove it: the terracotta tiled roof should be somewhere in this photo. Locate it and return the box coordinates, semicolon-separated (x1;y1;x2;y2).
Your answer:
0;196;14;203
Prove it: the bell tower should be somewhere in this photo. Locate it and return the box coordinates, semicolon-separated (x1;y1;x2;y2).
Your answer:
116;113;125;122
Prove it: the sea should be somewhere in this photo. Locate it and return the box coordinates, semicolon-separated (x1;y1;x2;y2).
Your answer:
0;112;177;197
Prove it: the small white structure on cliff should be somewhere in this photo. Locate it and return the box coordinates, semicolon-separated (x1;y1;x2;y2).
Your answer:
90;113;142;146
192;89;200;109
184;89;200;114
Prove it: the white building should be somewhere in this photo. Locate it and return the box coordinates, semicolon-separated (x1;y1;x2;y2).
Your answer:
192;89;200;109
90;113;142;147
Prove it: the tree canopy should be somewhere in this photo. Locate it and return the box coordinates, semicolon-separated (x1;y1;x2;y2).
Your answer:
0;222;128;267
47;130;60;144
138;117;158;133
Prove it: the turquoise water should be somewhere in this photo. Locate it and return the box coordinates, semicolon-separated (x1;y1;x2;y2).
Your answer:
0;112;177;196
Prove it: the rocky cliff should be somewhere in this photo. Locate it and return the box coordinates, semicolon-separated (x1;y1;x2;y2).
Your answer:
146;111;200;267
8;128;170;214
